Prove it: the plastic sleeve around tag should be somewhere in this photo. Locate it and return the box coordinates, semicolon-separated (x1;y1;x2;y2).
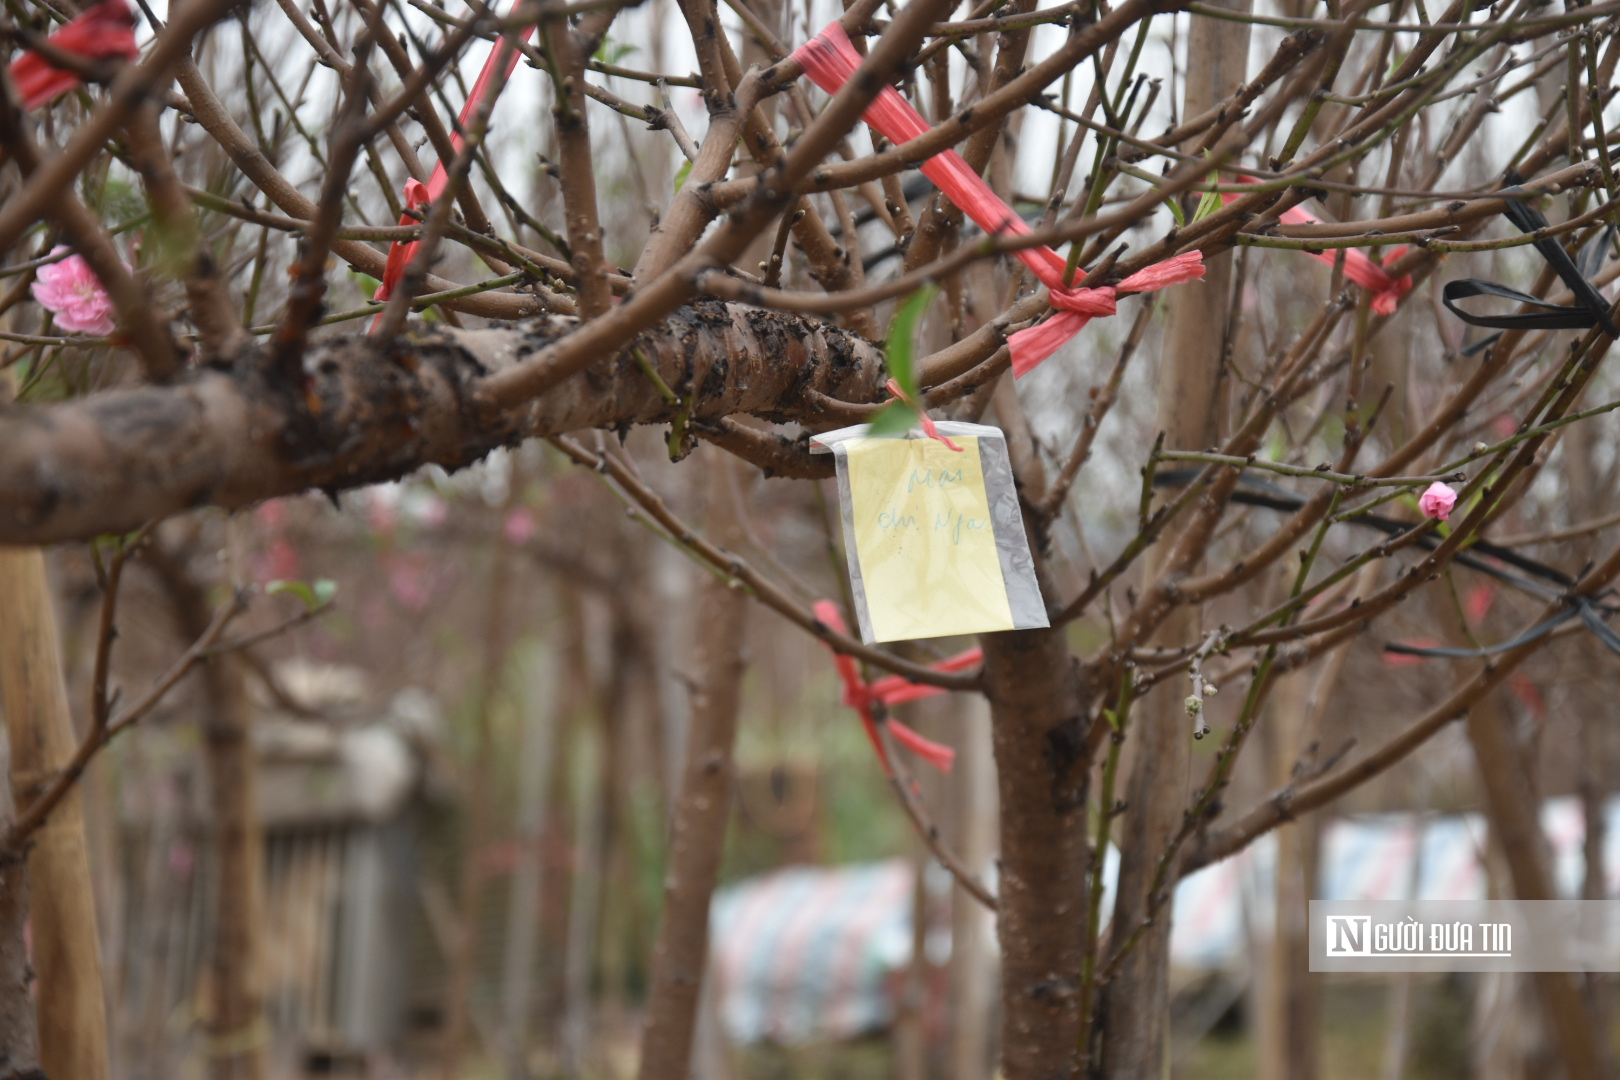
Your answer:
812;423;1048;644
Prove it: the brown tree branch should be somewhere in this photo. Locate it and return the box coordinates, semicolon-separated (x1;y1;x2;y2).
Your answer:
0;303;887;543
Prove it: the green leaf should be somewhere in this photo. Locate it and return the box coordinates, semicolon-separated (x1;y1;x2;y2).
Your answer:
673;159;692;194
1190;167;1223;224
1165;195;1186;228
867;400;919;438
267;577;337;612
594;34;638;65
266;579;316;609
884;283;939;402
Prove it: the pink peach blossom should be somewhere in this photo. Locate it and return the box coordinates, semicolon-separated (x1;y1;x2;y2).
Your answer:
1419;481;1457;521
31;246;118;335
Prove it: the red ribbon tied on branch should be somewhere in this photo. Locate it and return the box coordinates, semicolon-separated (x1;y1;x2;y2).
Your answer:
371;10;536;321
791;23;1206;377
8;0;139;111
1221;182;1412;315
813;600;980;775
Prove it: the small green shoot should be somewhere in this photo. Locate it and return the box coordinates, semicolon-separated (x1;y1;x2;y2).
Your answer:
1190;160;1222;224
868;284;938;436
267;577;338;611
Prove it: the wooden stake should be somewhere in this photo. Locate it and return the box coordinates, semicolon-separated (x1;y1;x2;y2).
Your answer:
0;547;112;1080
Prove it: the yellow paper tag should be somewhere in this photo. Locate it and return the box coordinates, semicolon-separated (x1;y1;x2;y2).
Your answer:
844;435;1015;642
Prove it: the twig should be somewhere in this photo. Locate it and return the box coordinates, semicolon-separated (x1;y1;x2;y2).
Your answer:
876;723;998;911
548;435;979;690
1155;450;1463;489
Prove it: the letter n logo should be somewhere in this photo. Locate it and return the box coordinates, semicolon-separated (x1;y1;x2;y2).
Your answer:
1327;916;1371;956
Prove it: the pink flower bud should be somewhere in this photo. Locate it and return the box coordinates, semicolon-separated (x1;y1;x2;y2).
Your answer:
31;246;119;335
1419;481;1457;521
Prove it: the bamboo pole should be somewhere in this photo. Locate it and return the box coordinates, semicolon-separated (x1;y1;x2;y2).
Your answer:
0;546;112;1080
499;644;559;1078
947;695;996;1080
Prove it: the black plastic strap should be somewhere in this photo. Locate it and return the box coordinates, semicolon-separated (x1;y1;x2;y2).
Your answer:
1442;175;1618;337
1383;608;1578;660
1383;598;1620;662
1442;278;1606;330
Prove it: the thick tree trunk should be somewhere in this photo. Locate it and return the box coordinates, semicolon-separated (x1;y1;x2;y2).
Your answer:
981;628;1091;1080
636;455;748;1080
0;549;112;1080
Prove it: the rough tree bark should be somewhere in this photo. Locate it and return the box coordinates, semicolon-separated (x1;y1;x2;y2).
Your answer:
981;628;1092;1080
0;305;884;544
636;454;748;1080
0;549;111;1080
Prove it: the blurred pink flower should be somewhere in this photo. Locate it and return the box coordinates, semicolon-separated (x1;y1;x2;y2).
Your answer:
1419;481;1457;521
503;508;536;545
31;246;118;335
385;552;434;612
255;498;287;530
263;537;301;583
1465;581;1497;625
